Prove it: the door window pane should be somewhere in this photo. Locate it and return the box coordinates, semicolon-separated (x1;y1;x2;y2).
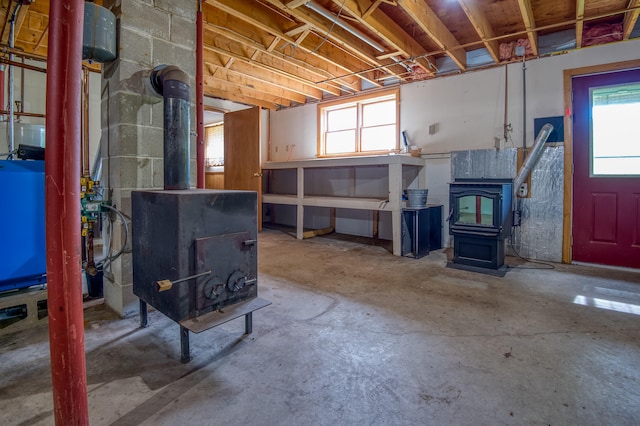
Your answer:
591;83;640;176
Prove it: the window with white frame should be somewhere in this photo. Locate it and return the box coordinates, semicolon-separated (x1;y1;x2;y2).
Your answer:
205;123;224;167
318;88;399;157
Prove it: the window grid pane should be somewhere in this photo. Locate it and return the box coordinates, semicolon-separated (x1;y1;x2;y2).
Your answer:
319;90;398;157
205;124;224;166
591;83;640;176
362;100;395;127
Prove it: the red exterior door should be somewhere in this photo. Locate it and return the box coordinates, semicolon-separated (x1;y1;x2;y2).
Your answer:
572;68;640;268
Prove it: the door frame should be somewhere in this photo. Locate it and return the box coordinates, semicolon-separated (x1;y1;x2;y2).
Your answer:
562;59;640;263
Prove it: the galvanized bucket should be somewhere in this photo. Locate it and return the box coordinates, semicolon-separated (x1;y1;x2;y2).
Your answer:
406;189;428;208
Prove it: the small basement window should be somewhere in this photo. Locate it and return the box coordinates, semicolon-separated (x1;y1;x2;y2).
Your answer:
205;122;224;167
318;88;399;157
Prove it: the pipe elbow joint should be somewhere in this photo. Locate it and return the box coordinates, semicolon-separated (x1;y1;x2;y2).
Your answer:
149;65;191;102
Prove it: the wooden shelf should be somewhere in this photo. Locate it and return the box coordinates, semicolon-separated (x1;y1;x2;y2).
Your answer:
261;155;426;255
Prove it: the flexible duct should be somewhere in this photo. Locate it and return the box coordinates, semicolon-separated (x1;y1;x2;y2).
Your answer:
149;65;191;190
513;123;553;194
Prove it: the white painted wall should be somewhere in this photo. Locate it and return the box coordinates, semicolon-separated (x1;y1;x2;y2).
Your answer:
266;38;640;255
269;39;640;160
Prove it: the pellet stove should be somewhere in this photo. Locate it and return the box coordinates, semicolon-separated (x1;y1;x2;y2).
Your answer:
448;179;513;275
132;65;269;362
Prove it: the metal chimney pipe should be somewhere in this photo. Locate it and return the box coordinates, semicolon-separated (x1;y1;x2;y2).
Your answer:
149;65;191;190
513;123;553;195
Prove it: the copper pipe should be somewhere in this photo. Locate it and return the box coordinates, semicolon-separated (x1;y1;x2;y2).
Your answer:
0;45;48;62
0;109;45;118
196;0;205;188
0;57;47;73
45;0;89;424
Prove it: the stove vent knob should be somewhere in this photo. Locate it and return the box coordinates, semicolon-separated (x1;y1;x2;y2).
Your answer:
227;271;246;292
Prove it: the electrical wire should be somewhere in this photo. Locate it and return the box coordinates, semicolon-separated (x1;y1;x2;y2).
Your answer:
309;0;347;54
96;204;129;272
507;222;555;270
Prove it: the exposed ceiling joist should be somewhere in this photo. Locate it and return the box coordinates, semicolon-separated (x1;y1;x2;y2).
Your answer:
263;0;408;81
623;0;640;40
397;0;467;70
576;0;585;48
457;0;500;63
328;0;434;76
516;0;538;56
207;0;380;87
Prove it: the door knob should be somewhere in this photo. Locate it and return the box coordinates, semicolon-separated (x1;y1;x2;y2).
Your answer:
253;172;263;177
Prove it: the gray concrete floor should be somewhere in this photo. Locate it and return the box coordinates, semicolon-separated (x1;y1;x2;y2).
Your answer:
1;229;640;425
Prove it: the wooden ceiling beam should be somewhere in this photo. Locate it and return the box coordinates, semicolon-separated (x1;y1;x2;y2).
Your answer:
1;1;30;45
397;0;466;70
206;63;306;104
328;0;434;76
516;0;539;55
205;85;279;110
204;33;342;98
263;0;407;80
204;73;294;107
457;0;500;63
575;0;585;48
623;0;640;40
203;9;359;93
204;50;323;100
207;0;379;87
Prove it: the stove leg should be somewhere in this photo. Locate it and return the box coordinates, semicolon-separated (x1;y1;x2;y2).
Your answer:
140;300;148;328
244;312;253;335
180;326;190;363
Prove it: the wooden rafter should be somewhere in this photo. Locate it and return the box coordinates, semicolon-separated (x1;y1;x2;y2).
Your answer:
204;31;343;97
329;0;434;76
457;0;500;63
516;0;538;56
203;7;360;93
397;0;466;70
207;0;380;87
623;0;640;40
261;0;407;81
205;70;295;107
204;49;323;100
576;0;585;48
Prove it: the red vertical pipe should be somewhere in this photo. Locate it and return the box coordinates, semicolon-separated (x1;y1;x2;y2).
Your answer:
196;0;205;188
45;1;89;425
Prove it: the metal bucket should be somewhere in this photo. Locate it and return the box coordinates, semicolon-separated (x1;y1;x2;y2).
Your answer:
406;189;428;208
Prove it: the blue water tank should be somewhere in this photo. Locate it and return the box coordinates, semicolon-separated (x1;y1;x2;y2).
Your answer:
0;160;46;292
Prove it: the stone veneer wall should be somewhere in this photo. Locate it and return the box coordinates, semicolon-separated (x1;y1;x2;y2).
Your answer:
100;0;196;316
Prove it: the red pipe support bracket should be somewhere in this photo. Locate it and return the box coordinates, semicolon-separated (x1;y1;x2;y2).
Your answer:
45;0;89;425
196;1;205;188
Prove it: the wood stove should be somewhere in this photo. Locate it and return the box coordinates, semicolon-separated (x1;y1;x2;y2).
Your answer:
448;179;513;274
131;65;269;363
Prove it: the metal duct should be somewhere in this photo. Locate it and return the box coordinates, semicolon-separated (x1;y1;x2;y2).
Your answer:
149;65;191;190
513;123;553;194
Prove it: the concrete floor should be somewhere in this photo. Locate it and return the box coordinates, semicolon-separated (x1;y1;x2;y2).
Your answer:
1;229;640;425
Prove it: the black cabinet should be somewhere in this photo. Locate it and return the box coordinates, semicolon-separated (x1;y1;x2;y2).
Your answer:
401;204;442;259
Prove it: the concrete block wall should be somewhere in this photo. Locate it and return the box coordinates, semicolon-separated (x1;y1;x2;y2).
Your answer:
101;0;196;317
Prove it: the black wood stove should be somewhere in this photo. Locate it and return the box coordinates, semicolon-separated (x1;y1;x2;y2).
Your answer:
448;179;513;275
132;65;269;362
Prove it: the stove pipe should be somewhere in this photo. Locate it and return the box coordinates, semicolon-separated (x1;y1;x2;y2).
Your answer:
149;65;191;190
513;123;553;196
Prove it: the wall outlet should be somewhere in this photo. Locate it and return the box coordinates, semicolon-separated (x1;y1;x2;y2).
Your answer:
518;183;528;197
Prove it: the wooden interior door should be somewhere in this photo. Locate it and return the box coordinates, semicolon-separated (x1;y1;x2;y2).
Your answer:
224;106;262;230
572;68;640;268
